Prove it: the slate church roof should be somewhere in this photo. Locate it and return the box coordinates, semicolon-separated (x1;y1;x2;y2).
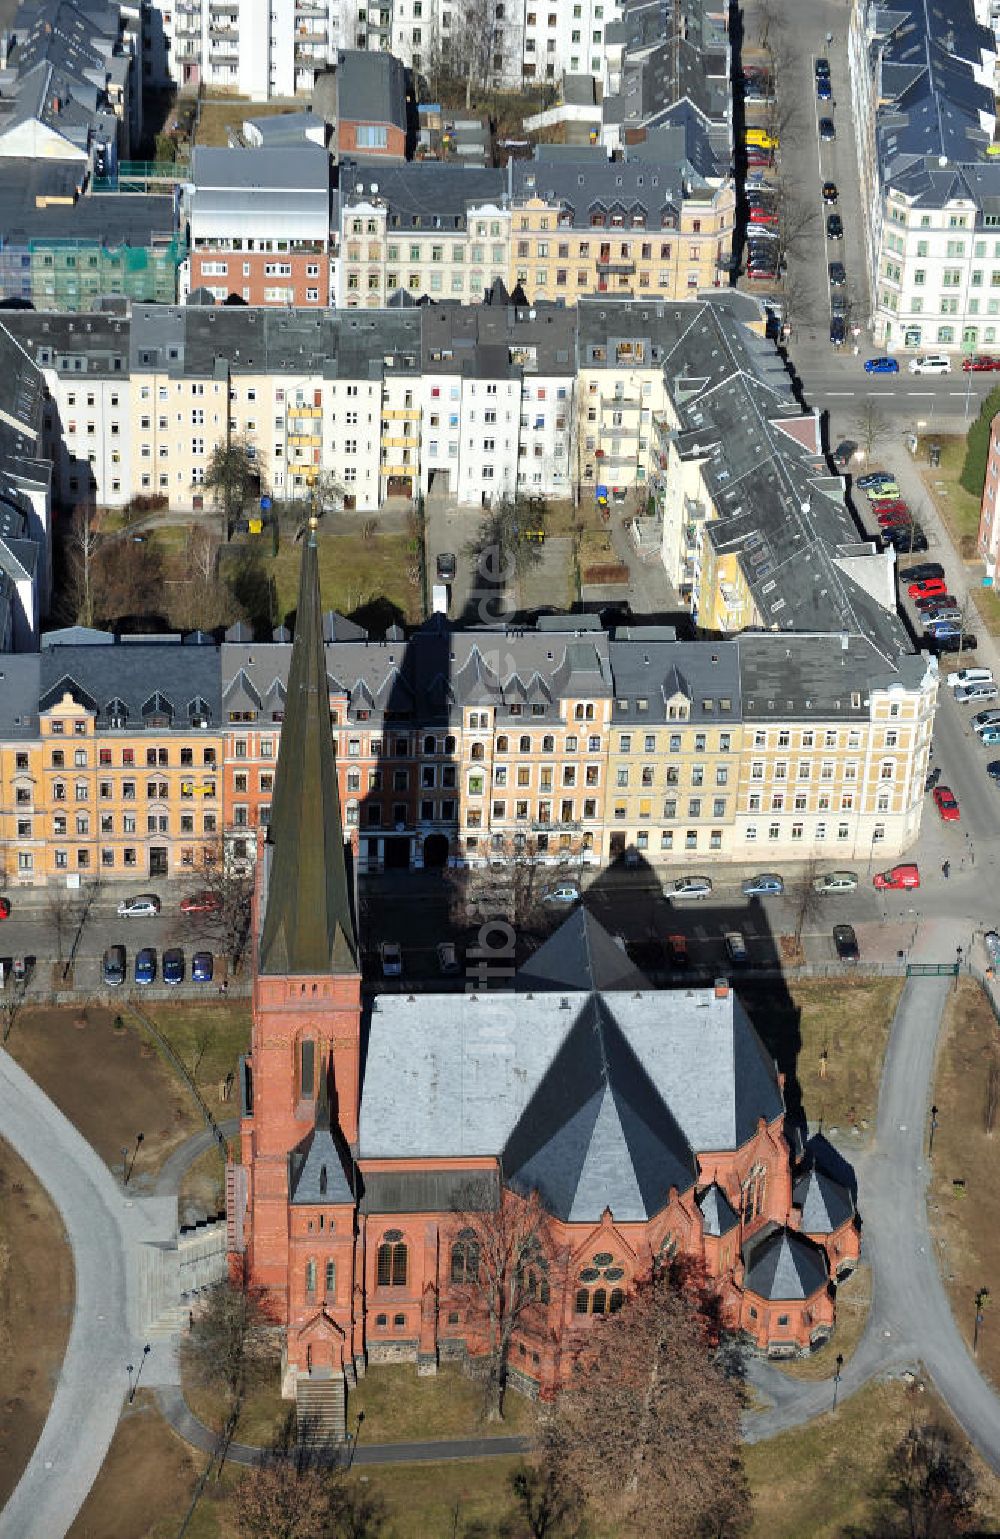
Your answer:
743;1226;829;1301
793;1165;854;1235
358;909;784;1221
697;1182;739;1237
289;1055;355;1205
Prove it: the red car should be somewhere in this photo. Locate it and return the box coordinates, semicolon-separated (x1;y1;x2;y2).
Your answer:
933;786;961;822
0;896;10;919
748;208;779;227
870;497;908;514
877;509;913;528
180;890;223;915
909;578;948;599
962;355;1000;372
873;862;921;891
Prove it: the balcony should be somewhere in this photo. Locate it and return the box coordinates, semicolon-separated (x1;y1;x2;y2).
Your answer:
288;433;322;448
596;261;636;276
381;406;419;419
288;404;321;419
381;435;418;449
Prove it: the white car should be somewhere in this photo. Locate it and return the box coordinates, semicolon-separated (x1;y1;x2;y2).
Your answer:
956;682;999;704
949;668;993;690
380;941;402;978
812;870;859;894
116;893;161;918
670;876;713;900
908;354;952;375
973;709;1000;733
545;884;581;905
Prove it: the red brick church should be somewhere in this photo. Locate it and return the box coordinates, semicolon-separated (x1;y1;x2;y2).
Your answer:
226;529;859;1418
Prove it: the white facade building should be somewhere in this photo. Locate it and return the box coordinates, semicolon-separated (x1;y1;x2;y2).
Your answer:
148;0;349;98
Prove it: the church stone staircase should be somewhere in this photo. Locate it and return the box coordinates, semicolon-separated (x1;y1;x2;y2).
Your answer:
296;1372;346;1446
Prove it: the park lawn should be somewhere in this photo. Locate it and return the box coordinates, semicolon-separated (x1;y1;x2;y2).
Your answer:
347;1363;538;1442
183;1350;291;1450
131;999;251;1109
745;1379;1000;1538
929;978;1000;1391
919;433;986;562
341;1458;541;1539
67;1393;218;1539
266;527;421;631
775;1265;870;1382
179;1140;227;1223
0;1138;74;1511
738;977;902;1134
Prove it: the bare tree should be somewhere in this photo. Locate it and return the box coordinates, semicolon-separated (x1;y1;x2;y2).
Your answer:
847;1421;980;1538
449;0;510;106
446;834;586;938
853;402;891;464
466;494;547;609
45;887;81;967
450;1186;554;1421
544;1259;750;1539
185;1258;275;1466
508;1460;586;1539
202;435;262;542
186;839;255;973
792;858;824;949
65;507;101;626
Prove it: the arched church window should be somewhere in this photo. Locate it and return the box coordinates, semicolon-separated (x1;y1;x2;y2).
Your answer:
574;1288;589;1314
741;1166;766;1225
325;1260;336;1296
300;1038;315;1098
450;1229;480;1284
609;1288;625;1313
377;1231;408;1287
305;1257;317;1298
591;1288;607;1315
319;1164;327;1195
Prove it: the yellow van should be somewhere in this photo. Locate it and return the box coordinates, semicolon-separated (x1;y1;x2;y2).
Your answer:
745;127;779;150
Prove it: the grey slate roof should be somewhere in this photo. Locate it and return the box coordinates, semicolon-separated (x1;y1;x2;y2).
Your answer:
289;1054;356;1205
421;300;577;379
37;641;221;727
609;638;740;723
518;907;647;994
359;1167;498;1214
738;633;931;720
743;1225;830;1302
0;653;40;735
332;49;407;134
340;160;506;229
502;995;697;1223
192;145;330;194
358;962;785;1205
698;1182;739;1237
793;1166;854;1235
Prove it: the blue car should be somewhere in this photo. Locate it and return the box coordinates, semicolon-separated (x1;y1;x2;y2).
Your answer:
864;357;899;374
817;77;832;100
163;947;184;986
741;872;785;896
192;950;214;983
135;947;157;986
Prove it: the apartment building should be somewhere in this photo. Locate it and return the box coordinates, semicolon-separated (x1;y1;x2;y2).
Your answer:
848;0;999;352
149;0;348;98
336;162;509;308
0;638;223;886
185;147;333;307
508;140;735;305
0;319;51;648
419;301;577;502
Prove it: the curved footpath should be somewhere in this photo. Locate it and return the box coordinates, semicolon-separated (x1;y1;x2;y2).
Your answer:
8;972;1000;1539
0;1048;131;1539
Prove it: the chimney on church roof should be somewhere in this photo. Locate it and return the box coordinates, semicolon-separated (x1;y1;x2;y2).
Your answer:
258;519;358;976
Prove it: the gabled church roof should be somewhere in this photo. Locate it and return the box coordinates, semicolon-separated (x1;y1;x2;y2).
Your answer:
697;1181;739;1237
259;523;358;976
502;995;697;1222
743;1226;829;1301
517;907;647;993
793;1165;854;1235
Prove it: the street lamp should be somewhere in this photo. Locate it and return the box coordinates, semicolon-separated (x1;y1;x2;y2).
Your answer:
347;1410;365;1471
929;1102;939;1157
128;1343;151;1403
955;944;964;993
124;1131;144;1185
832;1351;844;1411
975;1289;990;1355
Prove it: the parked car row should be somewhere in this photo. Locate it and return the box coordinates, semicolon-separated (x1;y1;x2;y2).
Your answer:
117;889;223;919
856;469;929;556
102;944;214;987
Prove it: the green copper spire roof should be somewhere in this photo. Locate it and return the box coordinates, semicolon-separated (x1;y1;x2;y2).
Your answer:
259;523;358;976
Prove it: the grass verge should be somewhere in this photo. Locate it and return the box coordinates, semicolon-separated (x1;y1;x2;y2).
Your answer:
67;1393;215;1539
347;1363;537;1442
182;1349;291;1450
918;434;983;560
739;977;903;1133
0;1138;74;1510
928;977;1000;1390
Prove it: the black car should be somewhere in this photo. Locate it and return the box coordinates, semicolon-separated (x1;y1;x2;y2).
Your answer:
436;552;457;582
833;924;859;961
830;315;846;346
832;438;858;469
987;761;1000;781
829;261;847;287
827;213;844;240
930;632;978;654
815;56;831;78
899;562;944;582
884;528;928;553
819;117;836;141
823;180;838;203
102;944;126;987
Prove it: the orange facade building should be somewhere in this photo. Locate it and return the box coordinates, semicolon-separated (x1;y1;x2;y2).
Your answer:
228;530;860;1424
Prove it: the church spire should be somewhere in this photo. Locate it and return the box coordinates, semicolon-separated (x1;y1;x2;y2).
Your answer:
259;520;358;975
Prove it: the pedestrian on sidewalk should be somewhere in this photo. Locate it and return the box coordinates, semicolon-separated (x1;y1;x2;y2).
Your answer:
942;859;951;879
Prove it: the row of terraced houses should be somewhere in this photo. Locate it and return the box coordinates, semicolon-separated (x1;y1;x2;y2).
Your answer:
0;615;934;886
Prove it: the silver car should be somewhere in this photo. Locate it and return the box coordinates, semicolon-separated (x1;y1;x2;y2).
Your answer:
116;893;161;918
671;875;713;900
812;870;859;894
